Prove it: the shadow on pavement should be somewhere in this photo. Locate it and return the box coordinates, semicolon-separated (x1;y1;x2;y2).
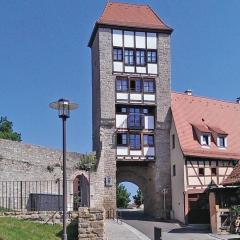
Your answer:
119;209;164;222
169;227;210;234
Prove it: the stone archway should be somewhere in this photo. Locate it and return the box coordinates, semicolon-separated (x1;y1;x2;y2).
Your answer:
117;164;155;216
72;172;90;209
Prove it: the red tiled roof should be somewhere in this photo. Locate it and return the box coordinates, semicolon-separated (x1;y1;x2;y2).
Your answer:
172;92;240;160
98;2;172;31
89;2;172;47
222;163;240;185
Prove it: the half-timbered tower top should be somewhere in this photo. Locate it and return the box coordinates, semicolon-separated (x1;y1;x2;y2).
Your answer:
88;2;173;47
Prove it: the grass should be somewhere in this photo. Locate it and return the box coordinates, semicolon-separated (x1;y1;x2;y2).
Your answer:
0;217;78;240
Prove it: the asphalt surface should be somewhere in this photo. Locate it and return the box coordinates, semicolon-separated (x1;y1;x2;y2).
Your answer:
119;209;240;240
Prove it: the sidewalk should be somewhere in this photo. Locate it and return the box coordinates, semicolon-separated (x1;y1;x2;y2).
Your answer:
105;219;150;240
209;233;240;239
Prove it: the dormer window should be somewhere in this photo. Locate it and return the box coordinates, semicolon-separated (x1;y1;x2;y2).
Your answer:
201;134;210;146
217;135;227;148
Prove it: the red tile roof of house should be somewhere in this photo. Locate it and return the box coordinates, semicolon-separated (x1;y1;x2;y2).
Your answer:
89;2;172;47
222;162;240;185
172;92;240;160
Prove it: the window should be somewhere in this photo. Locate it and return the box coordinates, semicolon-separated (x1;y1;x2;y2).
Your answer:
113;48;123;61
199;168;205;176
143;107;154;115
117;133;128;145
211;168;217;176
172;134;175;149
173;165;176;176
129;134;141;149
143;80;155;93
129;108;143;129
136;50;145;66
130;79;142;92
116;79;128;92
147;50;157;63
202;135;210;146
143;135;154;146
116;105;127;114
218;136;226;148
124;49;134;65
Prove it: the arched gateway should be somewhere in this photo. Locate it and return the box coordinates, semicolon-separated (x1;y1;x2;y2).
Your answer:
89;2;172;218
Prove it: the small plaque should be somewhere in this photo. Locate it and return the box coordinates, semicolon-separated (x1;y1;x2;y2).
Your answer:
105;176;113;187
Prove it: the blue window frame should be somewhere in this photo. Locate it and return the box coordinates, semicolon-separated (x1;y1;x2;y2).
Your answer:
143;135;154;146
136;50;145;66
129;108;142;129
144;80;155;93
130;134;141;149
113;48;123;61
116;79;128;92
147;50;157;63
124;49;134;65
130;79;142;92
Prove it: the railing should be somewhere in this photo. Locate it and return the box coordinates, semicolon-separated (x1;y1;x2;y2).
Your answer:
0;179;89;212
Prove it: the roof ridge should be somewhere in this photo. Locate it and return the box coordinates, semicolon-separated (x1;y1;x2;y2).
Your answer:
106;1;153;7
172;91;239;106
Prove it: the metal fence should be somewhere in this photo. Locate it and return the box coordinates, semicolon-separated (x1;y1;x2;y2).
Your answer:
0;178;89;212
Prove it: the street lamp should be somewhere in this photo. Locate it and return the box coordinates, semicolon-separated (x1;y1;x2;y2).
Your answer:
49;98;79;240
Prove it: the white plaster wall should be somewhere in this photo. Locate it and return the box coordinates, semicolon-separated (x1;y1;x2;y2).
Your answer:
144;147;155;156
113;62;123;72
170;119;186;223
124;31;134;48
116;146;128;156
145;116;154;129
147;32;157;49
113;30;123;47
135;32;146;48
116;114;127;128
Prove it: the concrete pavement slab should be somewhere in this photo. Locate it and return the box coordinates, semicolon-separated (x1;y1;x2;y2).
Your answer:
105;219;150;240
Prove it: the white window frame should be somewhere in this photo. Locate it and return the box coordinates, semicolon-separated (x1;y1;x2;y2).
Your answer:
217;135;227;149
201;134;211;147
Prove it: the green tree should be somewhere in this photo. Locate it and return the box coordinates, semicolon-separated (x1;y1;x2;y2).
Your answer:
0;117;21;142
117;184;131;208
133;188;144;208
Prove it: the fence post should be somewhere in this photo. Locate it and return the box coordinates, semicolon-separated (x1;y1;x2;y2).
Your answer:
20;181;23;210
154;227;162;240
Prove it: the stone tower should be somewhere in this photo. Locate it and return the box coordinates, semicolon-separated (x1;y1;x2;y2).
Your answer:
89;2;173;217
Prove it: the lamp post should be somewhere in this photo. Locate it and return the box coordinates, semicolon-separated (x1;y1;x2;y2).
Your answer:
49;98;79;240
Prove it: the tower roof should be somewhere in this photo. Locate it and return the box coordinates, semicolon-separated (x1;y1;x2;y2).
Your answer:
88;2;172;47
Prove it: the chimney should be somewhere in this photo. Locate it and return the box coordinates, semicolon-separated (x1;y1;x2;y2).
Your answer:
236;97;240;104
184;89;192;96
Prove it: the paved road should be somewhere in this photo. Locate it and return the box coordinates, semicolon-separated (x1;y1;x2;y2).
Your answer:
119;209;240;240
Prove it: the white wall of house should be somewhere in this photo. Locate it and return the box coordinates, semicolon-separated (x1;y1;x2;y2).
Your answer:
170;119;186;223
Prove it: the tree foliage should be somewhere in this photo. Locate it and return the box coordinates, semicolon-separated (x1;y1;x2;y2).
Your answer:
117;184;131;208
133;188;144;207
75;153;97;171
0;117;21;142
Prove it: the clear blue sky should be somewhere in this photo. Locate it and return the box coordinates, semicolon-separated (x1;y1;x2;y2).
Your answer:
1;1;240;197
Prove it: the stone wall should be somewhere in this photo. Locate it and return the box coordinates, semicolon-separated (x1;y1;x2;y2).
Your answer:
0;208;106;240
0;210;78;225
0;139;82;182
0;139;92;211
78;208;105;240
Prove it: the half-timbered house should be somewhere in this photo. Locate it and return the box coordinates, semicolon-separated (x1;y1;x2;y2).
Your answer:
170;91;240;224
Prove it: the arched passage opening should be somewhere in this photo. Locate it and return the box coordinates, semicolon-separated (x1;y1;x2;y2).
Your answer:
116;166;152;218
72;173;89;210
117;181;144;209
